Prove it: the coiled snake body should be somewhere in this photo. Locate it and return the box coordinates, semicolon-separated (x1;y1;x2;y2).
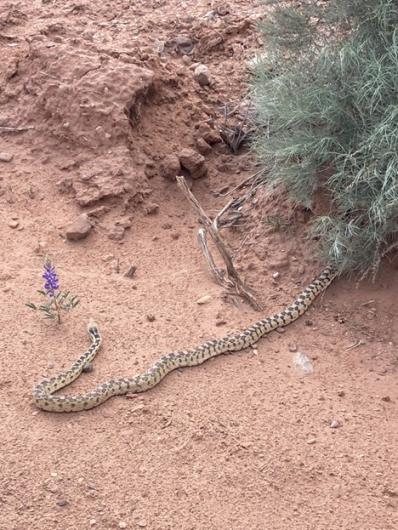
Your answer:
33;265;336;412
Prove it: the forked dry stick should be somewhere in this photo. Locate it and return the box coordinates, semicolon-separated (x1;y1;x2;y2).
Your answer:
176;175;262;310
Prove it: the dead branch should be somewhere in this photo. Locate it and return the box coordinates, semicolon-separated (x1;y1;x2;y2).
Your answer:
0;126;34;134
176;175;262;310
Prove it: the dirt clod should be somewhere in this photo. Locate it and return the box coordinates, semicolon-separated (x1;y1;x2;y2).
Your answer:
179;148;207;179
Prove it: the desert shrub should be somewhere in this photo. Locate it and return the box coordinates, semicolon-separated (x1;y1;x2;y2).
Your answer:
252;0;398;276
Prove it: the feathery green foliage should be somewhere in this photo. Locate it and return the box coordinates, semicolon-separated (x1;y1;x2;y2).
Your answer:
252;0;398;276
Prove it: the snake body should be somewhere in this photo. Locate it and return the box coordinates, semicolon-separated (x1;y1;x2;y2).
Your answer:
33;265;336;412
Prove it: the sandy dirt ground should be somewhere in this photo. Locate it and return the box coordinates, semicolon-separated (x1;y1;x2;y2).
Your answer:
0;1;397;529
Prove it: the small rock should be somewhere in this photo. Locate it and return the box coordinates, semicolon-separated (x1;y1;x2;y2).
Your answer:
330;420;341;429
136;522;146;528
215;319;227;326
276;327;285;333
8;219;19;229
305;319;313;326
195;122;221;145
146;314;156;322
82;363;94;373
196;295;212;305
108;225;125;241
288;343;297;352
56;499;68;507
65;214;92;241
115;216;133;229
179;148;207;179
56;177;73;194
194;64;211;86
145;203;159;215
293;352;314;374
171;232;180;240
306;438;316;445
160;154;181;180
337;390;345;397
174;35;194;55
196;137;212;155
0;152;13;162
381;396;391;402
118;523;127;529
89;519;96;526
34;240;47;255
47;362;55;369
272;272;280;279
124;264;137;278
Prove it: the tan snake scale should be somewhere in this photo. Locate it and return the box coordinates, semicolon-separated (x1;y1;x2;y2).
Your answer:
33;265;336;412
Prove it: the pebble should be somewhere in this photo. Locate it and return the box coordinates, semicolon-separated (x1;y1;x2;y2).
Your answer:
194;64;211;86
89;519;97;526
272;272;280;279
136;522;147;528
108;225;125;241
179;148;207;179
215;319;227;326
330;420;341;429
47;362;55;369
0;152;13;162
288;343;297;352
146;314;156;322
145;203;159;215
118;523;127;529
56;499;68;507
8;219;19;229
174;35;194;55
196;137;212;155
160;154;180;180
307;438;317;445
124;264;137;278
293;352;314;374
82;363;94;373
34;240;48;255
65;214;92;241
196;295;212;305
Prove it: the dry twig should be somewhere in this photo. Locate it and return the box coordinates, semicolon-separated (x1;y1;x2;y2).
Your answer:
0;125;34;134
176;175;261;310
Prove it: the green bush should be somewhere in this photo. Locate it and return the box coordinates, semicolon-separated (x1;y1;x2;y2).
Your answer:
252;0;398;277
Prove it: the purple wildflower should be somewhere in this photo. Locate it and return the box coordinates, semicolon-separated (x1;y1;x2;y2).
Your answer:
42;260;59;297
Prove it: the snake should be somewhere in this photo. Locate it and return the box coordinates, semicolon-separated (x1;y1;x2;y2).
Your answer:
32;265;336;412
